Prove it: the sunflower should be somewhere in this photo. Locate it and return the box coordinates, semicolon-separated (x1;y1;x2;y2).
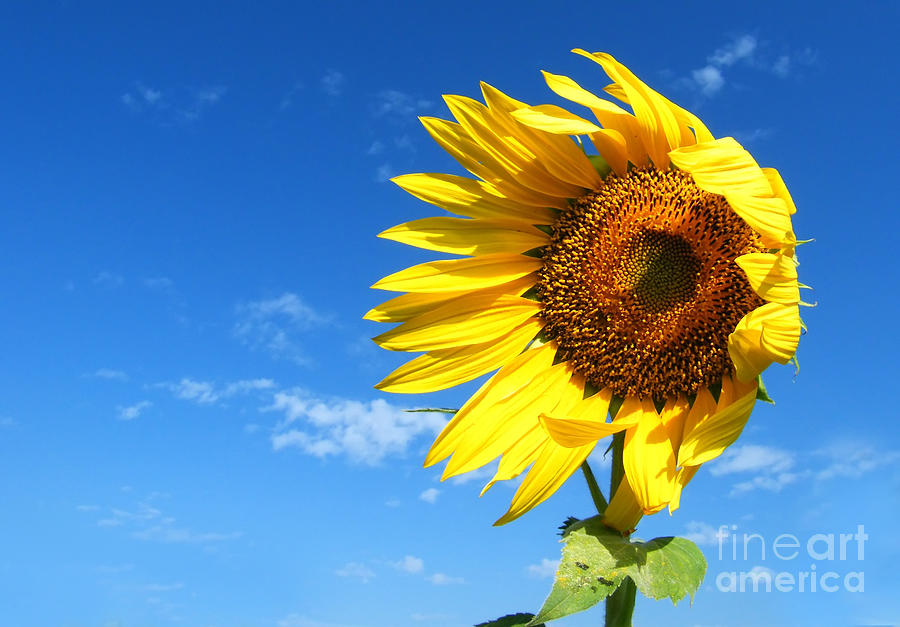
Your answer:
366;49;804;531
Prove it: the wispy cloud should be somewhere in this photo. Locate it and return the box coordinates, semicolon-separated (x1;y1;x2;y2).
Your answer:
526;558;560;579
279;81;304;110
160;377;275;405
143;276;174;290
90;368;129;381
93;271;124;288
418;488;440;504
121;82;226;123
374;163;394;182
335;562;374;583
709;445;795;476
321;70;345;97
88;495;241;544
690;34;757;95
426;572;465;585
689;34;817;96
391;555;425;575
265;390;447;464
234;292;327;365
373;90;433;118
682;521;729;547
117;401;152;421
813;444;900;481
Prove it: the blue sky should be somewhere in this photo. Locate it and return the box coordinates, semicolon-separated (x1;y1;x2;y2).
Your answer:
0;2;897;626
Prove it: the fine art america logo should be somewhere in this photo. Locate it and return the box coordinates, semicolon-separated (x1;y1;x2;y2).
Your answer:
714;524;867;593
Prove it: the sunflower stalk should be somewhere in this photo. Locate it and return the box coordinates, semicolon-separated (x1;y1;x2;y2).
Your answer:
605;432;636;627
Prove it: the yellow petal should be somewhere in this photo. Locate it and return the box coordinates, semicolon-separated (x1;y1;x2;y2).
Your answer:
363;274;535;323
727;302;802;381
572;50;692;167
511;104;603;135
443;362;574;477
378;217;549;256
373;293;540;352
762;167;797;215
589;129;628;175
540;390;640;448
372;253;542;293
425;342;557;466
443;94;585;200
622;398;676;514
392;172;558;220
668;465;700;514
602;474;643;533
677;380;757;467
669;137;796;247
541;70;648;167
375;317;542;393
660;395;690;452
482;83;604;191
495;437;596;525
679;387;718;447
735;252;800;304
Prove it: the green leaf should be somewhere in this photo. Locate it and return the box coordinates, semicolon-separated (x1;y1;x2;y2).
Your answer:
530;516;706;625
756;376;775;404
475;613;542;627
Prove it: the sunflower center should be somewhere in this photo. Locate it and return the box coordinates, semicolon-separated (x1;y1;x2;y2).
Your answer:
613;230;701;312
538;168;764;401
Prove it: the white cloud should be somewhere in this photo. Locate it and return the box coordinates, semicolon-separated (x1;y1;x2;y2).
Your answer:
141;582;184;592
526;558;560;578
418;488;440;504
0;416;17;428
321;70;345;96
265;390;447;464
234;293;326;364
690;34;757;95
730;472;800;495
709;445;795;476
117;401;152;421
772;55;791;77
92;368;128;381
448;464;496;486
391;555;424;574
132;526;241;543
143;276;174;290
373;90;432;117
375;163;394;182
691;66;725;96
76;504;100;512
277;615;355;627
93;271;124;287
161;377;276;405
709;35;757;67
366;140;384;156
279;82;304;110
427;572;464;585
683;521;729;547
813;445;900;481
335;562;374;583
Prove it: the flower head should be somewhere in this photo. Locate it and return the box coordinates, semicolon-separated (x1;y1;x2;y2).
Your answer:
367;50;804;530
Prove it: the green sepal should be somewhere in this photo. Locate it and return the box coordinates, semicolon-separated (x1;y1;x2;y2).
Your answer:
404;408;459;414
529;516;706;625
476;614;542;627
755;376;775;405
588;154;611;179
558;516;580;536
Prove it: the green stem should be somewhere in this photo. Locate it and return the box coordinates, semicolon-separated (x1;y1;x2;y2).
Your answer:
604;432;636;627
580;461;608;514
